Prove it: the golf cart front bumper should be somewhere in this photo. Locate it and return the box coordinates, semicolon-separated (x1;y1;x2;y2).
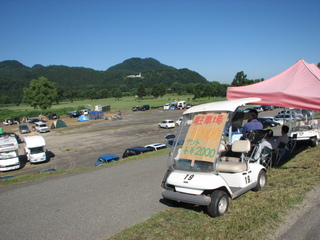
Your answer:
162;189;211;206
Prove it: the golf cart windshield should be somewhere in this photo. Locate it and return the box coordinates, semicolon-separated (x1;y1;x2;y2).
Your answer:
169;111;231;173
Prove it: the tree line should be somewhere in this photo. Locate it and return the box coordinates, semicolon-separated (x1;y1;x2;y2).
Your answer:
22;71;263;110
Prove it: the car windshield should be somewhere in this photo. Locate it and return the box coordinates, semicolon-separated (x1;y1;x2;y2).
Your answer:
168;111;230;173
30;147;44;154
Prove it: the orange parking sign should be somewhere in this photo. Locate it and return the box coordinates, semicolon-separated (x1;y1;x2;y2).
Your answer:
179;113;228;166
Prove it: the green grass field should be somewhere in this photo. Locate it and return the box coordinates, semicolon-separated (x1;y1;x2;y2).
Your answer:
0;95;225;121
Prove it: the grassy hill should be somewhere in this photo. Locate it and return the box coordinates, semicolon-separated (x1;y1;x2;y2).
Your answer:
0;58;209;104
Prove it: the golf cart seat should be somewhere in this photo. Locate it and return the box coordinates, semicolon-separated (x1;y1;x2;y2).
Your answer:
218;140;250;173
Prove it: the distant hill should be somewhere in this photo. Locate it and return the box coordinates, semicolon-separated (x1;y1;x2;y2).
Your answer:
107;57;175;72
0;57;209;104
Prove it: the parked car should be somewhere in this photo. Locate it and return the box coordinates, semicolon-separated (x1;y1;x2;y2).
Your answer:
69;112;81;118
19;124;31;134
264;116;284;125
159;120;175;129
3;118;20;125
186;104;194;109
274;114;294;123
260;105;274;111
257;117;280;128
278;110;290;115
95;154;120;166
27;118;42;124
122;147;153;158
48;113;58;120
132;106;141;111
166;138;185;148
35;121;50;133
140;105;150;111
175;117;183;126
251;106;263;112
163;103;170;110
144;143;167;151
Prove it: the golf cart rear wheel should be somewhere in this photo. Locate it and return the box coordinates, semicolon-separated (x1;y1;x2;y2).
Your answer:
207;190;229;217
310;137;318;147
252;170;267;192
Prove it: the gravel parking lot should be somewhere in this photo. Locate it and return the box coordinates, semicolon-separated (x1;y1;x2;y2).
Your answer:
0;109;184;177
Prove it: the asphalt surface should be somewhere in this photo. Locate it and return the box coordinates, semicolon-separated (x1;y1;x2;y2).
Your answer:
0;155;169;240
272;185;320;240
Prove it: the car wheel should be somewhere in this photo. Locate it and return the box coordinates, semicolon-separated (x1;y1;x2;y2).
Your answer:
207;190;229;217
252;170;267;192
166;125;168;129
310;137;318;147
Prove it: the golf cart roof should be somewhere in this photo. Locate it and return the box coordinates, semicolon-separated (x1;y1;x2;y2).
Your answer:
183;98;261;115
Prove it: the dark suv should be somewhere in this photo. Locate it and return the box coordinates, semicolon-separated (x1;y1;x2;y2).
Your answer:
140;105;150;111
70;111;81;118
122;147;153;158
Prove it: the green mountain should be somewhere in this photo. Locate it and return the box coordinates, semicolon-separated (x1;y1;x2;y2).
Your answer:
0;57;209;104
107;57;175;72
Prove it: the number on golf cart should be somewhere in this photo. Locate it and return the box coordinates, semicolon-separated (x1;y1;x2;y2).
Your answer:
245;175;251;184
184;174;194;181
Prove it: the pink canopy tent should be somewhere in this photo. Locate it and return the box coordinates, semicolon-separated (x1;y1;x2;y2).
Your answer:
226;59;320;112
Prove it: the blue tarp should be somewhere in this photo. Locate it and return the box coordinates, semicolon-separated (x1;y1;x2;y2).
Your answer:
88;111;104;120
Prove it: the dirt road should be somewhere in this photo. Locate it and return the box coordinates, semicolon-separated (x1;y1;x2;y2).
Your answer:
0;109;184;177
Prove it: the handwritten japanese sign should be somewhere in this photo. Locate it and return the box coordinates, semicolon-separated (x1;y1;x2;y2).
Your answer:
179;112;228;166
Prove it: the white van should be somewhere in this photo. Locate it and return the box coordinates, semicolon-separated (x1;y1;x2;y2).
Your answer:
177;101;187;109
163;103;170;110
23;135;46;163
35;121;50;133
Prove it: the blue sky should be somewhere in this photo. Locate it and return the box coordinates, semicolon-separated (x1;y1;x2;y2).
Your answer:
1;0;319;84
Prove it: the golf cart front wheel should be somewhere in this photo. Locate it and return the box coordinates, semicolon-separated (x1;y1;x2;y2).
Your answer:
252;170;267;192
207;190;229;218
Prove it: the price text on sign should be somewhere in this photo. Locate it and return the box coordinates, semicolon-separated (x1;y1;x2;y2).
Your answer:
180;113;228;165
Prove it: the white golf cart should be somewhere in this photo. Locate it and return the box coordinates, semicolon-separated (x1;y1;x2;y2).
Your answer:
161;98;269;217
290;119;319;147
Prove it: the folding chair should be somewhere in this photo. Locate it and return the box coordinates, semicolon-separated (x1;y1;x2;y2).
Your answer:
287;134;297;154
260;146;273;168
274;142;288;166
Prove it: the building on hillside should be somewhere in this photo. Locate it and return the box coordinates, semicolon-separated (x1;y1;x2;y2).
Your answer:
126;73;142;78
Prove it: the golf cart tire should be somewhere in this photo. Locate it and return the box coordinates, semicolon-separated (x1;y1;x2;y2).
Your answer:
310;137;318;147
252;170;267;192
207;190;229;218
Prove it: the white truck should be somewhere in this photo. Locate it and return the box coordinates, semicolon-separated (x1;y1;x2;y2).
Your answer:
0;136;20;171
23;135;46;164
